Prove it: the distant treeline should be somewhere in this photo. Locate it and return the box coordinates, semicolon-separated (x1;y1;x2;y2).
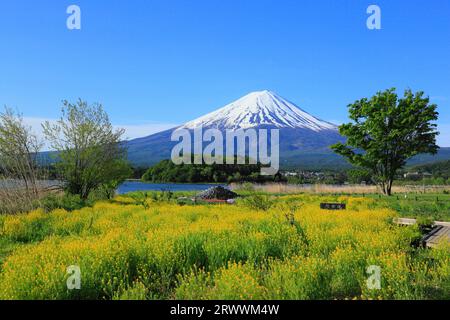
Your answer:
395;160;450;185
410;160;450;179
138;159;450;185
141;159;284;183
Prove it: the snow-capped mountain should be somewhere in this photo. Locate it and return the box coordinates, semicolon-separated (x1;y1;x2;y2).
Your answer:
126;91;345;168
182;90;337;131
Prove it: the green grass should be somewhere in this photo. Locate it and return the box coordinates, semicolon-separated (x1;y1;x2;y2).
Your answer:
365;194;450;221
235;191;450;221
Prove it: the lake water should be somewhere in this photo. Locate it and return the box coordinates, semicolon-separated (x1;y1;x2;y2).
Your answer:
117;181;225;194
0;179;62;189
0;179;225;195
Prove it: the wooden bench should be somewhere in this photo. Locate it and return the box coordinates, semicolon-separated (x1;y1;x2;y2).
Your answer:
422;225;450;248
393;218;450;248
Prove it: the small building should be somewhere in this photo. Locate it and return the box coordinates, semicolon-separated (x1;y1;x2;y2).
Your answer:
404;172;432;179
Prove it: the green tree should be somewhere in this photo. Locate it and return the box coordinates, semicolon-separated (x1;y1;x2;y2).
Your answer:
93;159;132;199
43;100;130;199
347;168;373;185
332;89;439;195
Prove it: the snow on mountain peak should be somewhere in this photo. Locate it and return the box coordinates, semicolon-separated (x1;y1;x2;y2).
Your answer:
181;90;337;131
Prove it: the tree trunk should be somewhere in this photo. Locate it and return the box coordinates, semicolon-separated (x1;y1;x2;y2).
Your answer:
380;181;387;195
379;180;393;196
386;185;392;196
386;179;393;196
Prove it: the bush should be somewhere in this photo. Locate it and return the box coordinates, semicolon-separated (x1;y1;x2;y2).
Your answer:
239;194;274;211
40;194;91;212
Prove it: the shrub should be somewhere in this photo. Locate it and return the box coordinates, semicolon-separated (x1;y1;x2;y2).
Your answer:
40;193;91;212
239;194;274;211
128;192;151;209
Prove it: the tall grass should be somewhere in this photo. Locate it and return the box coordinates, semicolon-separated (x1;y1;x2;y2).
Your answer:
231;183;450;195
0;180;40;214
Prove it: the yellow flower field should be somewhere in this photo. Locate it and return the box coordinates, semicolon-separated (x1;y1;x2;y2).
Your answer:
0;194;448;300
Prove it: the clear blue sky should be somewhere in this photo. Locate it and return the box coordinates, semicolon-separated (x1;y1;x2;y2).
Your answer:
0;0;449;145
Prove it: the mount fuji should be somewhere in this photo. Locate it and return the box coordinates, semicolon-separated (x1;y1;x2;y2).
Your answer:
126;91;347;169
181;90;337;131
